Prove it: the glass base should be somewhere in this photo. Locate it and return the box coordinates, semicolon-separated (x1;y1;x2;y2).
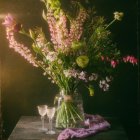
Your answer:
46;130;56;134
38;128;48;132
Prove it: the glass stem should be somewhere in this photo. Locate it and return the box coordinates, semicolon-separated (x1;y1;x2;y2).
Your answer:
41;116;44;130
49;118;52;131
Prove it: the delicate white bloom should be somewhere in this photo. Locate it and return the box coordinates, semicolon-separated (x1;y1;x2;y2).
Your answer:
58;59;62;64
42;47;49;54
48;77;51;80
43;72;47;76
63;70;72;78
78;71;87;81
114;12;124;21
63;69;79;78
89;73;98;81
46;51;57;62
71;69;78;78
105;76;111;82
89;75;94;81
99;80;109;91
48;71;51;75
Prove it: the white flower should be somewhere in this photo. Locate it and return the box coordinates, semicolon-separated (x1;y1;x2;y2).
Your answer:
46;51;57;62
58;59;62;64
114;12;124;21
106;76;112;82
63;70;72;78
63;69;79;78
71;69;78;78
48;77;51;80
99;80;109;91
78;71;87;81
43;72;46;76
89;73;98;81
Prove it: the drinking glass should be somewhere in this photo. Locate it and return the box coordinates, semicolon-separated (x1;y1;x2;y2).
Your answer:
37;105;48;132
46;106;56;134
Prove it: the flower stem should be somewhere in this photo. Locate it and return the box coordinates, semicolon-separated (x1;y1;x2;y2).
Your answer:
105;19;116;29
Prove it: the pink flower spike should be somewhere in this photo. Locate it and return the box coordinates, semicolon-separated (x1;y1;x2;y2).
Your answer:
3;14;22;32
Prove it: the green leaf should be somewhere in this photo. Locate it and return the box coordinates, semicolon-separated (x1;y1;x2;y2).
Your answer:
29;29;35;39
32;43;41;54
42;10;47;21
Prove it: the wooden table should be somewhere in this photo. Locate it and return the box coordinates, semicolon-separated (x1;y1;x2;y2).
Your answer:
8;116;128;140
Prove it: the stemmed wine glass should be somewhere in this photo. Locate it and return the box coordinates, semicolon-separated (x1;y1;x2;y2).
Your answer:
46;106;56;134
37;105;48;132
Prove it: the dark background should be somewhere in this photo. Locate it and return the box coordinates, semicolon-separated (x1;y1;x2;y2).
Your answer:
0;0;139;140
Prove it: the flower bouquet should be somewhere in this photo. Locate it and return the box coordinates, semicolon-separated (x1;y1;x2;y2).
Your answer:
2;0;138;128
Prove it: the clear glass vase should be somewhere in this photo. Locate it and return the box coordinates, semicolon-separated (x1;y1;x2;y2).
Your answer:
55;89;85;128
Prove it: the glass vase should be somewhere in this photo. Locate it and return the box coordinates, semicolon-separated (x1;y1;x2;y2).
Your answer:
55;89;85;128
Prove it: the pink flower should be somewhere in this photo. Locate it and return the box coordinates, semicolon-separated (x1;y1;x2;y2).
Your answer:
111;60;117;68
2;14;15;27
2;14;21;32
101;56;105;61
3;14;38;67
123;55;138;65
